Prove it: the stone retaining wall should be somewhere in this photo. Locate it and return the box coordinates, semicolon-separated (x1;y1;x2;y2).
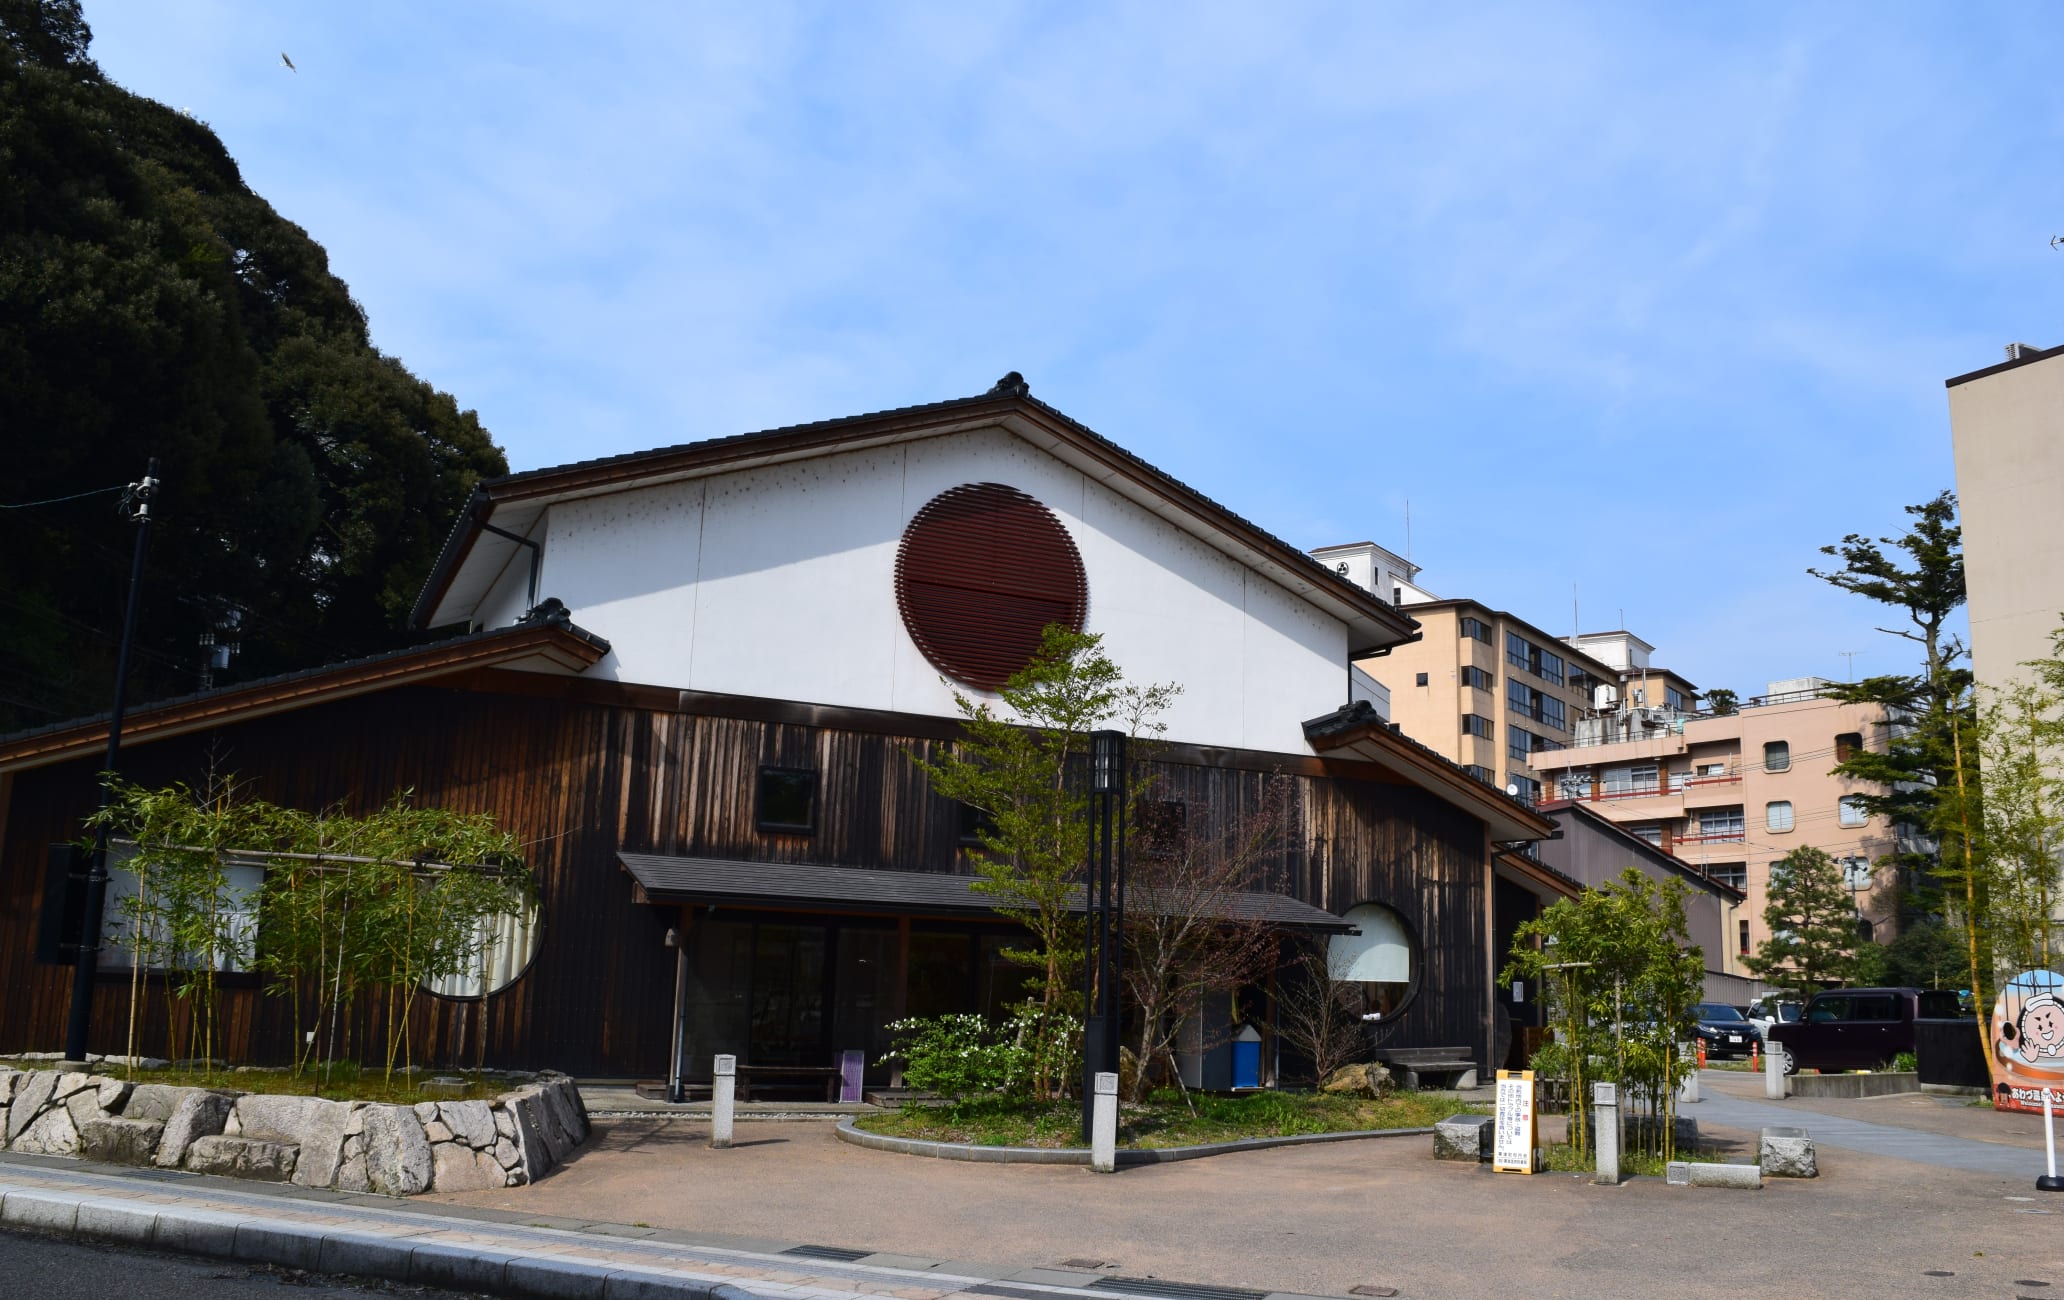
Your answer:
0;1066;587;1195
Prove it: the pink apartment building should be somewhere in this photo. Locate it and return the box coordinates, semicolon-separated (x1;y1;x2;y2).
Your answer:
1524;676;1907;978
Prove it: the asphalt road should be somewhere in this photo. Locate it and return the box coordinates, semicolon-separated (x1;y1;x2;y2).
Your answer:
0;1226;487;1300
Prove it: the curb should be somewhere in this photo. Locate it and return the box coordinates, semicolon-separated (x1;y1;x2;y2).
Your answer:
0;1180;772;1300
835;1117;1436;1166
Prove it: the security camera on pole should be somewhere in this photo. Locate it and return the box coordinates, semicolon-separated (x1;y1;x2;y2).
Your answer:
60;461;159;1072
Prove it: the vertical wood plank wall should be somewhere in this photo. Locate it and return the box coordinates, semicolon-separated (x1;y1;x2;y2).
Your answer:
0;682;1490;1076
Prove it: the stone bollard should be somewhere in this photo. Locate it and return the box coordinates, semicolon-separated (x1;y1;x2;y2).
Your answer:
1592;1082;1620;1186
1764;1043;1787;1100
711;1054;736;1150
1677;1044;1699;1104
1090;1071;1119;1173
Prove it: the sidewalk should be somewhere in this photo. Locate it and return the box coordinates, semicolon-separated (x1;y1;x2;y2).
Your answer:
1692;1068;2050;1177
0;1150;1335;1300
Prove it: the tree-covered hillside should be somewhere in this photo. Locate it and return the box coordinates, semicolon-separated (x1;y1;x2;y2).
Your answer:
0;1;506;730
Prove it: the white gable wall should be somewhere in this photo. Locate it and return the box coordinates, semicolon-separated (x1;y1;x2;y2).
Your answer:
518;426;1355;754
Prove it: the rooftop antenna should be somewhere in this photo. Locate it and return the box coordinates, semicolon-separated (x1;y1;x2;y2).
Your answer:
1404;498;1412;565
1573;584;1579;639
1839;649;1862;681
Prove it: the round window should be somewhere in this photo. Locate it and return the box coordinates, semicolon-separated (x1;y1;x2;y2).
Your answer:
1329;903;1419;1020
894;483;1088;690
423;900;541;1000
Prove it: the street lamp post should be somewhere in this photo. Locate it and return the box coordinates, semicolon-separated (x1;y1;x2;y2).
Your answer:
60;461;158;1071
1082;728;1127;1140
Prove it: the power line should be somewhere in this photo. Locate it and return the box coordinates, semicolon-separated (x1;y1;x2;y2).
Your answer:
0;483;125;510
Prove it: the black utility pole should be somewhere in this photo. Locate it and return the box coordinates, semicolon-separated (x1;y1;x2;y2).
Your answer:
61;461;158;1070
1081;728;1127;1139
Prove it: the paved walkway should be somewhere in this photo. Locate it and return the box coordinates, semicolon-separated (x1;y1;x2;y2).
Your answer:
0;1151;1332;1300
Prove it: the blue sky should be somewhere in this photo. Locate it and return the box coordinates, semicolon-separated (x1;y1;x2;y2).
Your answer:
83;3;2060;698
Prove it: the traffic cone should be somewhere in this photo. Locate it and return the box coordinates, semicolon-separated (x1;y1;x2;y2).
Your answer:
1696;1038;1708;1070
1750;1040;1760;1072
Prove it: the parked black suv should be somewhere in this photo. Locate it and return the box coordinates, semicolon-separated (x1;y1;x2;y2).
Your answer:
1692;1002;1760;1059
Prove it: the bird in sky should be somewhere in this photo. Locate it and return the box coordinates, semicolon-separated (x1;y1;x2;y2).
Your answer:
2052;235;2063;251
280;52;296;72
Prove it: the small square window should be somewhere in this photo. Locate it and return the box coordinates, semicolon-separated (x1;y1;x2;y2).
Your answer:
1839;796;1868;828
1766;800;1795;833
1416;672;1429;687
1140;800;1187;856
757;767;816;833
1764;741;1791;773
1835;732;1863;762
957;801;996;846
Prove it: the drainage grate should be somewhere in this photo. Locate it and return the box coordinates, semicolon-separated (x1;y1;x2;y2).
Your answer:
969;1286;1074;1300
1091;1278;1269;1300
782;1245;874;1263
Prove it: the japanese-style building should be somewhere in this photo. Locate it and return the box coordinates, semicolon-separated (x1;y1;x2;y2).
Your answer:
0;376;1566;1086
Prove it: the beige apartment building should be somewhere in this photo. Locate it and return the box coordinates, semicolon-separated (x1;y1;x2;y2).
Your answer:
1947;341;2064;696
1524;679;1904;977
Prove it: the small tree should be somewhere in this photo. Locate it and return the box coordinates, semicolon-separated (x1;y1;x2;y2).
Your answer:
1273;941;1366;1086
1503;868;1703;1162
913;625;1178;1100
1746;847;1859;996
1121;781;1290;1099
1975;681;2064;973
1703;688;1739;717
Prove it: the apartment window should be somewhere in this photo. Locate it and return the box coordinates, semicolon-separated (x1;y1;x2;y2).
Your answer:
1835;731;1863;762
1461;616;1493;644
1738;920;1751;956
1698;808;1744;840
1540;695;1566;731
1839;795;1869;828
1631;764;1658;792
1708;862;1747;890
1462;764;1497;785
1764;741;1791;773
1697;762;1727;778
1508;774;1542;803
1602;766;1634;795
1462;713;1494;740
1630;823;1664;847
757;767;817;833
1839;856;1872;891
1502;632;1564;685
1666;685;1688;712
1766;800;1795;832
1508;727;1538;763
1415;672;1430;687
1534;734;1566;753
1508;678;1531;716
1460;665;1492;691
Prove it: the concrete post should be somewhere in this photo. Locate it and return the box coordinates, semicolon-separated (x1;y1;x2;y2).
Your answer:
1592;1081;1620;1186
711;1054;737;1150
1677;1043;1699;1103
1764;1043;1787;1100
1090;1071;1119;1173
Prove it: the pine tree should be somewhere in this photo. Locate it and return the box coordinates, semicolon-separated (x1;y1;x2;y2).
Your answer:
1745;847;1860;996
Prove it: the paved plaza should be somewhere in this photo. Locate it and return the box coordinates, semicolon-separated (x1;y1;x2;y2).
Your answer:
4;1071;2064;1300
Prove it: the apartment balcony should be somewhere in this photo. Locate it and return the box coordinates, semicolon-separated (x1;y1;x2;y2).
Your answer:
1675;828;1746;846
1553;786;1686;821
1675;773;1744;803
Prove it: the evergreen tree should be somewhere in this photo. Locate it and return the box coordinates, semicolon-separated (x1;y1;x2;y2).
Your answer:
0;1;506;729
1745;847;1860;995
1809;490;1973;922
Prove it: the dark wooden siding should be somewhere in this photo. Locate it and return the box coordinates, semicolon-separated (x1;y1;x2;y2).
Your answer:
0;681;1492;1075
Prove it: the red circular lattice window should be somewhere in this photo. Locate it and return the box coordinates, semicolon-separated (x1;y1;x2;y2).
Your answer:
894;483;1088;690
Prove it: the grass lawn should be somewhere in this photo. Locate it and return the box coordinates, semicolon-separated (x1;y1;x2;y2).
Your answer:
0;1057;506;1105
855;1088;1478;1149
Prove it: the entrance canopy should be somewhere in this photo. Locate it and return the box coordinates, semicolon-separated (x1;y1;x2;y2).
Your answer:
617;852;1355;933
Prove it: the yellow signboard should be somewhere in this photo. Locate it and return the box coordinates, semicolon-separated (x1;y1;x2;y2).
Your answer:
1493;1069;1537;1174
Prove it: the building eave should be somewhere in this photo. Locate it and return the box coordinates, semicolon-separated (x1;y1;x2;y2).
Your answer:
0;619;611;776
1302;701;1555;843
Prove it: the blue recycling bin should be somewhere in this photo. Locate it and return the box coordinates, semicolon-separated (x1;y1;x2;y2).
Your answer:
1230;1025;1262;1090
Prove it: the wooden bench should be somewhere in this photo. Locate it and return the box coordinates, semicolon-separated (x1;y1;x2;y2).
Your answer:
1372;1046;1479;1090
